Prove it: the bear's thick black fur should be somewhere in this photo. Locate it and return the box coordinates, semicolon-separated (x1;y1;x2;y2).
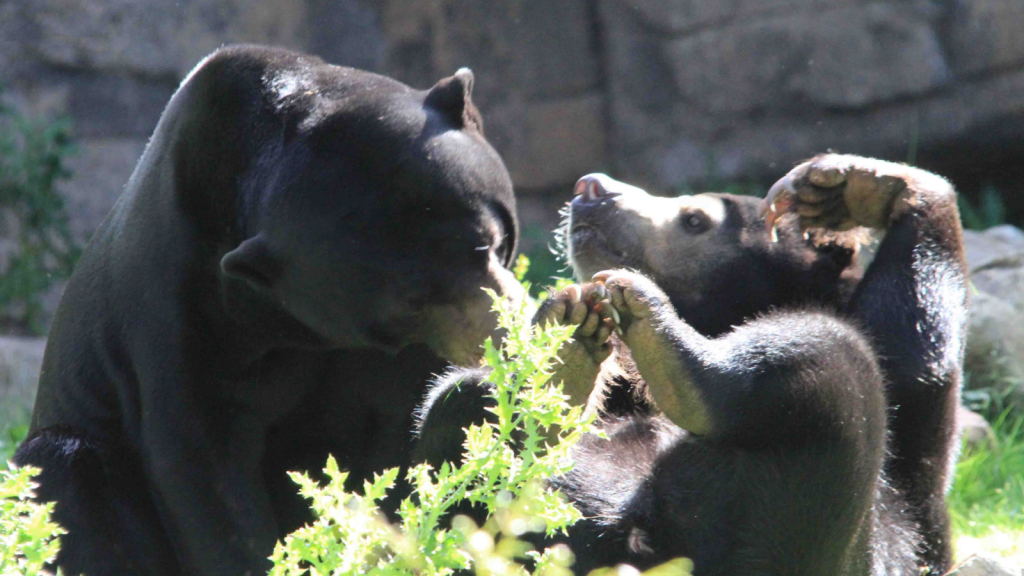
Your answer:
15;45;522;576
416;156;967;575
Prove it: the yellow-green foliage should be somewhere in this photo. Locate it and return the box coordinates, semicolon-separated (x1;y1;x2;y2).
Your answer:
0;465;64;575
270;290;592;576
951;412;1024;565
270;289;691;576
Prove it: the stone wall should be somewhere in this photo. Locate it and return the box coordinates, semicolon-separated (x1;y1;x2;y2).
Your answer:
599;0;1024;194
1;0;1023;249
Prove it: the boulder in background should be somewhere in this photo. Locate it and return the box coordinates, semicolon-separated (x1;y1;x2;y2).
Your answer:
962;225;1024;413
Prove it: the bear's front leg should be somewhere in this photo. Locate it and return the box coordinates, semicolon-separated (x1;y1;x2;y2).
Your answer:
590;270;714;435
138;368;281;576
763;153;955;235
766;153;966;575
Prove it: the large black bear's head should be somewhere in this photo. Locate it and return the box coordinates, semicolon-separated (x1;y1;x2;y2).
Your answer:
159;45;520;364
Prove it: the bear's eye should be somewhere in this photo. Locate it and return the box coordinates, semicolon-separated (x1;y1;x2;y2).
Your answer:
682;212;708;233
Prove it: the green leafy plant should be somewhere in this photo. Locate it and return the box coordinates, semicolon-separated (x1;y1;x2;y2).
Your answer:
958;184;1007;231
962;381;1019;421
270;285;690;575
0;420;30;471
0;465;64;575
513;254;573;303
271;289;593;575
518;228;572;298
0;91;80;334
951;411;1024;564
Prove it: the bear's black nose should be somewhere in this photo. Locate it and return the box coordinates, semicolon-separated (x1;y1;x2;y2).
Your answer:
574;173;623;203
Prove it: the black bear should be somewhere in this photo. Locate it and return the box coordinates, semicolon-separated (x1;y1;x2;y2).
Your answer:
416;155;967;575
15;45;522;576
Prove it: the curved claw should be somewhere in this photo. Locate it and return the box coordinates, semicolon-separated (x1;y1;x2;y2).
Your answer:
581;282;608;305
762;173;798;242
605;303;621;326
590;271;625;335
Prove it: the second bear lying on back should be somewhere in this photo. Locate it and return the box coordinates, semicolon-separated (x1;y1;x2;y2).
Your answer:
417;154;967;576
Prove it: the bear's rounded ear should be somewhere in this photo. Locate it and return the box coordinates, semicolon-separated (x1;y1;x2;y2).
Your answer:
221;235;281;289
425;68;484;133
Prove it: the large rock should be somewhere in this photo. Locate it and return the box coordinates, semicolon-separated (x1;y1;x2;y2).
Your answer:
15;70;178;139
0;336;45;428
958;405;996;451
26;0;311;78
621;0;856;34
408;0;601;104
949;0;1024;75
0;2;32;81
599;0;1024;191
663;4;949;114
60;138;147;242
9;0;383;136
304;0;385;74
952;555;1023;576
963;226;1024;411
965;225;1024;267
613;67;1024;191
490;94;607;191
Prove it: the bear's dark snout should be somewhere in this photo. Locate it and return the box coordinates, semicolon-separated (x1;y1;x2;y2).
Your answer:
569;174;635;238
574;173;622;202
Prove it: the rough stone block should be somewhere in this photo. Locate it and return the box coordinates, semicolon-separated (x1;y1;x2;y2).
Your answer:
949;0;1024;75
26;0;313;78
0;2;32;81
26;70;176;139
0;336;46;427
957;405;995;450
60;138;147;243
663;4;950;114
302;0;384;73
620;0;854;35
602;0;1024;190
29;0;184;76
962;226;1024;411
952;555;1023;576
492;93;607;191
425;0;600;103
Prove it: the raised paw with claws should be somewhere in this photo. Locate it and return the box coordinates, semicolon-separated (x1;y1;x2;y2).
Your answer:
763;154;915;241
590;270;664;330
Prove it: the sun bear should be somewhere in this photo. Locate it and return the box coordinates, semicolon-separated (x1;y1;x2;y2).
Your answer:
416;154;967;575
15;45;522;576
